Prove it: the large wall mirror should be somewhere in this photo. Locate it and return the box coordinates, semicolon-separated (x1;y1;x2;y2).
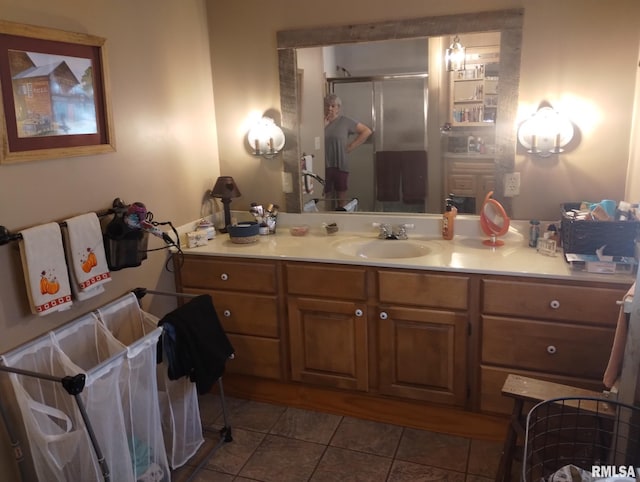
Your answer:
277;9;523;217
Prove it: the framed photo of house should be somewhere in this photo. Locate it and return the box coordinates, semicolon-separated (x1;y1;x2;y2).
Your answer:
0;20;115;164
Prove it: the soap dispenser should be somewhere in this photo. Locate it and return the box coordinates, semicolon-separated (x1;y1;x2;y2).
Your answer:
442;198;456;240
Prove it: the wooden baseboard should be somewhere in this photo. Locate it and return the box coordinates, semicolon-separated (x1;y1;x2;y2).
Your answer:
220;375;509;442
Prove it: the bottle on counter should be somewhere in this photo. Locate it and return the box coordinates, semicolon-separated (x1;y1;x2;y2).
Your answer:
442;199;457;240
529;220;540;248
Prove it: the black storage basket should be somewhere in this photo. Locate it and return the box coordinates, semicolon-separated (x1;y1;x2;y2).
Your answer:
522;396;640;482
561;203;639;257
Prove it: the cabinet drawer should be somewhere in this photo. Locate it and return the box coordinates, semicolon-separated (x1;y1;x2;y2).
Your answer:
482;315;614;379
447;174;476;196
226;334;282;379
379;270;468;310
479;365;607;415
180;256;277;293
183;288;279;338
482;279;625;325
286;263;367;300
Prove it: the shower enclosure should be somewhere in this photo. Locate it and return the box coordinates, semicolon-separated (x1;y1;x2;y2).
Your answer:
329;74;428;212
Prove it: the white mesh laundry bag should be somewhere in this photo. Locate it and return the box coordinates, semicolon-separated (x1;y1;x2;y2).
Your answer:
95;293;170;481
143;309;205;469
50;313;136;482
1;317;106;481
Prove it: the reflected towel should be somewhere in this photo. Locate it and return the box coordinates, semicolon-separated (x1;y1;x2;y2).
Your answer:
63;213;111;301
19;223;73;316
401;150;427;204
603;282;635;388
375;151;401;202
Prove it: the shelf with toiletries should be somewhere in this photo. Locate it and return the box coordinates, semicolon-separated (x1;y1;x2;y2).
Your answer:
449;49;499;126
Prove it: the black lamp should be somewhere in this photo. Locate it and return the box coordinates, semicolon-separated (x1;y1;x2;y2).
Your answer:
210;176;242;233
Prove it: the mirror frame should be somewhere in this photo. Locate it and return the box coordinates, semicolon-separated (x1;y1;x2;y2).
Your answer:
277;9;523;216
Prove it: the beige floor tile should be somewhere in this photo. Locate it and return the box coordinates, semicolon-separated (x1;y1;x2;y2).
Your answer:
467;438;502;478
270;406;342;444
204;427;265;475
310;446;393;481
387;460;466;481
330;416;403;457
396;428;470;473
216;399;287;433
239;434;326;482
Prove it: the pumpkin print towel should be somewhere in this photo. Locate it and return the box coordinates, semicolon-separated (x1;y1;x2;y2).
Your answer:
63;213;111;300
19;222;73;316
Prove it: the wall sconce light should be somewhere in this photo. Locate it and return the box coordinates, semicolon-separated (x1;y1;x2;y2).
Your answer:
445;35;466;72
210;176;241;232
247;116;285;159
517;104;574;158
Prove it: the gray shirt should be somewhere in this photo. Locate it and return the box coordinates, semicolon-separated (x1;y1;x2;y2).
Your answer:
325;115;359;172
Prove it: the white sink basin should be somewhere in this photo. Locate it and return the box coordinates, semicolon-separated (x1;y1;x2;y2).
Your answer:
333;237;433;259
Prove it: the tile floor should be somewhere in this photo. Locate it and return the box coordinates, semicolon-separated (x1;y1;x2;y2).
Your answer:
170;392;506;482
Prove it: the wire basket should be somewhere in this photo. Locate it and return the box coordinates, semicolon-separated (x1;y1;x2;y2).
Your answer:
522;397;640;482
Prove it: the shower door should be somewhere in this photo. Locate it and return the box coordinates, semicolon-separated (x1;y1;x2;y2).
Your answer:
332;75;428;212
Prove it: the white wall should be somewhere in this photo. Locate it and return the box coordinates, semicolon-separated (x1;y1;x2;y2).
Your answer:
0;1;220;477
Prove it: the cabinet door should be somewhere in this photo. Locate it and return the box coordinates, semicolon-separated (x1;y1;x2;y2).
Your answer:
378;306;467;406
288;297;368;391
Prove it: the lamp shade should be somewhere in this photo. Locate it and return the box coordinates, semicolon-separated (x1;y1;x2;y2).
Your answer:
211;176;241;199
445;35;466;72
247;117;285;158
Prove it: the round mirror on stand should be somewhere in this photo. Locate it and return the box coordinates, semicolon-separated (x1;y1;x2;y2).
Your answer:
480;191;510;247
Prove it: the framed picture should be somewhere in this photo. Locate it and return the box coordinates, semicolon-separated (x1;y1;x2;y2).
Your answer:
0;20;115;164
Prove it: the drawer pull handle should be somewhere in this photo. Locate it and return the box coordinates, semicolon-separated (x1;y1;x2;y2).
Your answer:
379;311;388;320
549;299;560;309
546;345;557;355
220;273;229;281
355;309;364;317
223;310;231;317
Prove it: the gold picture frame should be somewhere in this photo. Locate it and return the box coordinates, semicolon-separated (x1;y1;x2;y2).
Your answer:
0;20;115;164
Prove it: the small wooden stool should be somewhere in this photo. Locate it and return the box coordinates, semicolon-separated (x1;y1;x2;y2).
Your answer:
494;374;607;482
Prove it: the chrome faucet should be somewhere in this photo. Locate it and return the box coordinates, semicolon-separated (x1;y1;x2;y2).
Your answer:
373;223;414;240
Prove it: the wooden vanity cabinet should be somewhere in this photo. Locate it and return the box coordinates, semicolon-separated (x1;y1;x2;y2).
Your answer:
479;276;629;414
376;270;470;406
175;255;284;380
285;262;369;391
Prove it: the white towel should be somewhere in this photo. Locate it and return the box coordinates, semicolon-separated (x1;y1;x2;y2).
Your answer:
63;213;111;300
301;155;314;194
19;223;73;316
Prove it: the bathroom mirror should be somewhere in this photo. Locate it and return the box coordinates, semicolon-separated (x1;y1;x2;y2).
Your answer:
277;9;523;216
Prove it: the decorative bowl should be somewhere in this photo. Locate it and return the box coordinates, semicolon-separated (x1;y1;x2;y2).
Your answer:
228;222;259;244
289;225;310;236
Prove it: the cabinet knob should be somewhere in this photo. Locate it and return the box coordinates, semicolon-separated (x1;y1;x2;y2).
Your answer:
546;345;557;355
223;310;231;317
355;309;363;317
220;273;229;281
379;311;388;320
549;299;560;309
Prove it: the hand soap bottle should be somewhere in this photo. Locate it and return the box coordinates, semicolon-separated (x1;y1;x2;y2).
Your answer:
442;198;456;240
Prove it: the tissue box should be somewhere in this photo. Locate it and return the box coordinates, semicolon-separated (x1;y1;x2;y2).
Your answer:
561;203;639;257
187;231;207;248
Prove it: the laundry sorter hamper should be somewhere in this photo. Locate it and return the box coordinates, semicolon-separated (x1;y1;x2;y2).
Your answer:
1;306;171;481
96;292;205;470
522;396;640;481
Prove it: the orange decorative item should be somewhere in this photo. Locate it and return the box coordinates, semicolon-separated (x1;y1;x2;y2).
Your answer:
87;250;97;268
480;191;510;247
40;273;49;295
82;259;93;273
46;279;60;295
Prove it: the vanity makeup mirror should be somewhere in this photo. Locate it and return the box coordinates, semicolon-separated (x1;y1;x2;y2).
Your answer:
278;9;523;217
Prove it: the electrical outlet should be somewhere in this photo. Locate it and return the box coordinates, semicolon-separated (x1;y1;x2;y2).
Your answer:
504;172;521;197
282;171;293;193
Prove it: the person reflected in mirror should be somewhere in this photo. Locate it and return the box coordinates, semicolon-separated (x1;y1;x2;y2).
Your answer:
324;94;372;208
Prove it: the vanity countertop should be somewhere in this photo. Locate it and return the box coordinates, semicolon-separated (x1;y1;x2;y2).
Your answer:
175;213;636;284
